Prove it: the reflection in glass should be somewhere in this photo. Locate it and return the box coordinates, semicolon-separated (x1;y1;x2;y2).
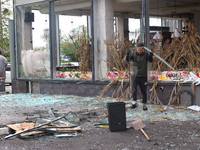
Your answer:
16;2;50;79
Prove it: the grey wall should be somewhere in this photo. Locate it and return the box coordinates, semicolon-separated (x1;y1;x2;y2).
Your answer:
12;80;200;106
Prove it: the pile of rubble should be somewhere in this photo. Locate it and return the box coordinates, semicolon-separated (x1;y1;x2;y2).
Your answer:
4;111;82;139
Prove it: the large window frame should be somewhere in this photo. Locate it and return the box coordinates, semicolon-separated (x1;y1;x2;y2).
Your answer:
15;1;52;79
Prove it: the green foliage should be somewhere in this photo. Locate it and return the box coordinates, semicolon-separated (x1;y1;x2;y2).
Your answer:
60;26;88;63
60;37;78;62
6;56;10;61
0;0;13;56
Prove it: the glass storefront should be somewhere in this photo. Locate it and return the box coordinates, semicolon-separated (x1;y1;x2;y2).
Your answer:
15;0;93;81
14;0;144;82
15;1;50;79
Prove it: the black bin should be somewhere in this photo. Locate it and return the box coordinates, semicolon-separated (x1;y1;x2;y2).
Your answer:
107;102;126;132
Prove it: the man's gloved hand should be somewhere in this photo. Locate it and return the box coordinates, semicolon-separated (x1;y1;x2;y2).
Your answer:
149;52;154;56
126;49;130;54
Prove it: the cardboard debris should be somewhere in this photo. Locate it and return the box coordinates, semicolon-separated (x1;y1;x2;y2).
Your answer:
7;123;46;136
7;123;22;133
20;122;35;130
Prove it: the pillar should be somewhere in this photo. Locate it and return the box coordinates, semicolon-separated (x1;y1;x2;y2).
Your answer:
116;17;124;38
123;18;129;40
22;7;33;50
93;0;114;80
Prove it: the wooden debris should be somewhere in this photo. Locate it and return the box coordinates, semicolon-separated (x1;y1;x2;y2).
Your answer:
7;123;22;133
20;131;45;137
20;122;35;130
5;113;81;139
51;126;81;132
7;123;45;137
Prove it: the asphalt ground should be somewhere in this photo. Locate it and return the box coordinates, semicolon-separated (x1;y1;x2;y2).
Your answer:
0;93;199;150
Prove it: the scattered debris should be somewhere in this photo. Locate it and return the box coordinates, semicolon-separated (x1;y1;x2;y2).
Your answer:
5;112;81;139
94;123;109;128
7;123;45;137
187;105;200;111
0;94;200;142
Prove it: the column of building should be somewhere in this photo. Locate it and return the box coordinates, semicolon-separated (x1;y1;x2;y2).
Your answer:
93;0;114;80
